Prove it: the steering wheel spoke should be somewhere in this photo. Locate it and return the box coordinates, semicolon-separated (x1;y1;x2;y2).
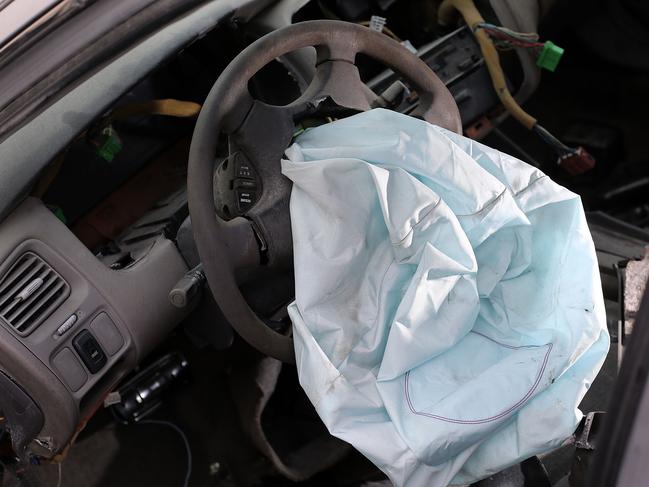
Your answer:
228;100;296;269
298;58;378;114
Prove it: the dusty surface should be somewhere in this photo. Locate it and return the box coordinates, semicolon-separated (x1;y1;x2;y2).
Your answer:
624;251;649;321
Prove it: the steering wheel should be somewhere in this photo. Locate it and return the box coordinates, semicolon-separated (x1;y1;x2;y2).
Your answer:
187;20;461;363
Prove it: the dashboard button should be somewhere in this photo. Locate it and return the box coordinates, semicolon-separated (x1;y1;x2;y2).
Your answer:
236;158;254;179
236;190;257;212
234;178;257;190
56;314;77;336
89;313;124;356
73;330;107;374
52;348;87;392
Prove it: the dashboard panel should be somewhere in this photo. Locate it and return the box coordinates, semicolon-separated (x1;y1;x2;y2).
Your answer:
0;198;188;457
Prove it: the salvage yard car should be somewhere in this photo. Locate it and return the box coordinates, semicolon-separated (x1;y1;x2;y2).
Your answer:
0;0;648;486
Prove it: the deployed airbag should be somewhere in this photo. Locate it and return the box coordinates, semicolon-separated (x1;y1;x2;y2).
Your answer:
282;109;609;486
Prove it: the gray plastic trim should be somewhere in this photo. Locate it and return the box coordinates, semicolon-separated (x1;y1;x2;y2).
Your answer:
0;0;157;112
0;199;188;455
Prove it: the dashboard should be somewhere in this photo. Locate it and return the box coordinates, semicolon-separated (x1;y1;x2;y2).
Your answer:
0;198;187;457
0;0;271;461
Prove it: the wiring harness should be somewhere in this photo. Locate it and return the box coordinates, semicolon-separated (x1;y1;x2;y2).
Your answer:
475;22;543;51
475;23;565;73
438;0;595;175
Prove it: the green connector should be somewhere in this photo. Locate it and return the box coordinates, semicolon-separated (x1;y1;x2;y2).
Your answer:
536;41;564;72
96;125;122;162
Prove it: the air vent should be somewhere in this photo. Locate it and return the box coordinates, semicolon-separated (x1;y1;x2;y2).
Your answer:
0;252;70;335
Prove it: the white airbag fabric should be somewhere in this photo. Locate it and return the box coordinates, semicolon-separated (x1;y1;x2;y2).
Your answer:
281;109;609;486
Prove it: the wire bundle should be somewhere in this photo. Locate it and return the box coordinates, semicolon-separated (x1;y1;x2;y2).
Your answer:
439;0;595;175
533;124;578;157
534;124;595;174
474;22;544;52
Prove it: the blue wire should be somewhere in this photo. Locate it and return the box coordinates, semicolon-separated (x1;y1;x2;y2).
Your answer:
139;420;192;487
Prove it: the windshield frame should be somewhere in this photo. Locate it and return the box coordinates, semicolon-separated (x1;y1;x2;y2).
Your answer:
0;0;89;65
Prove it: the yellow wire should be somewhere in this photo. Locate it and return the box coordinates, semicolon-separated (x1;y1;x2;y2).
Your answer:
31;99;202;199
111;99;202;120
438;0;537;130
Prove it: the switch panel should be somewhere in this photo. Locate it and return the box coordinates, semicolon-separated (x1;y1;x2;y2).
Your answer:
213;152;261;219
72;330;107;374
56;314;77;337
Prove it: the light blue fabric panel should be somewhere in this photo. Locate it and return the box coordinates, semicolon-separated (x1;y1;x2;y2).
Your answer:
282;109;609;486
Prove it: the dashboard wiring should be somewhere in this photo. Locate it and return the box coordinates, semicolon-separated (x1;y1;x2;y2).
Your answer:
474;22;544;52
438;0;595;175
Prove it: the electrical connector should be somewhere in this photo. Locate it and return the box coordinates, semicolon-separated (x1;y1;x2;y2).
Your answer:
558;147;596;175
95;125;122;162
369;15;387;33
536;41;564;72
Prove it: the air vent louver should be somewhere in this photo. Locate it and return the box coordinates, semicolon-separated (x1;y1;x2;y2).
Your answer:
0;252;70;335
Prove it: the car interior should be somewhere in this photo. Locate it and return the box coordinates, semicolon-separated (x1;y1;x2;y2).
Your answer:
0;0;648;486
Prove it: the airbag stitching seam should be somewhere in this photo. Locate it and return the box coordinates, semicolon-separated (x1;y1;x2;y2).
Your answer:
404;331;553;424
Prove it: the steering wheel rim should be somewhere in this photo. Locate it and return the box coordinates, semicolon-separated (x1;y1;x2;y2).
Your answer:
188;20;461;363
